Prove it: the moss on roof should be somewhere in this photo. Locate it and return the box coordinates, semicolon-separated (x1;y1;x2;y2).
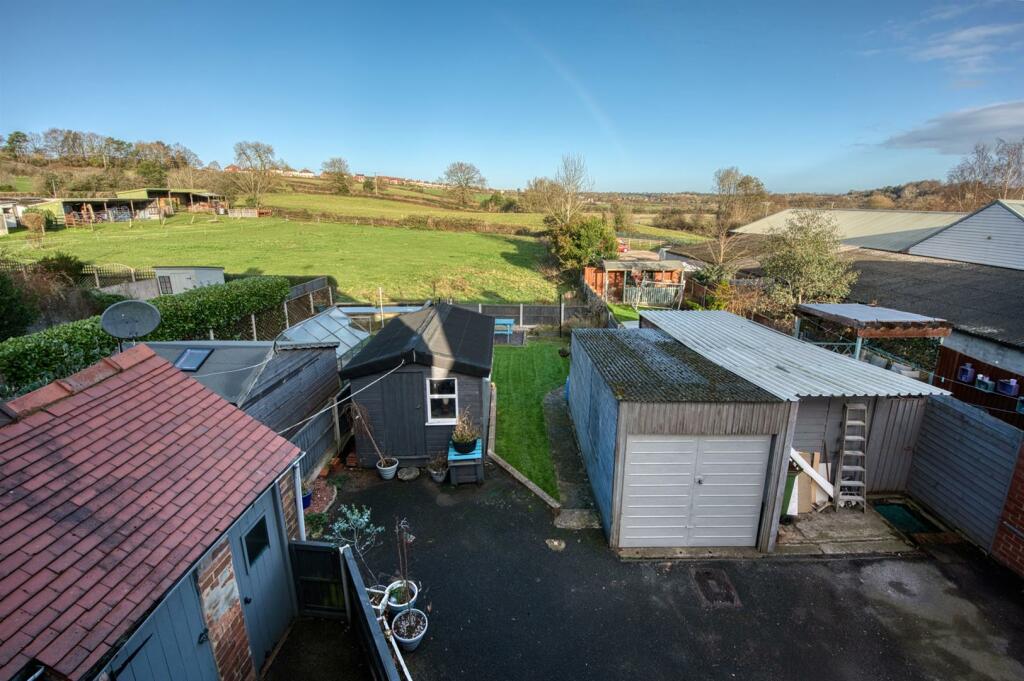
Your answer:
573;328;780;403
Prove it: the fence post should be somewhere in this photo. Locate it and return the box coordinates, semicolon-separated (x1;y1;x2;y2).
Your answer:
519;303;524;328
478;303;482;314
93;270;101;288
327;286;333;306
283;301;290;327
309;292;315;315
251;313;258;340
129;268;136;283
208;328;215;340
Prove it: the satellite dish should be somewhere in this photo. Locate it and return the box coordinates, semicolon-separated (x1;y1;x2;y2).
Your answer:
101;300;161;341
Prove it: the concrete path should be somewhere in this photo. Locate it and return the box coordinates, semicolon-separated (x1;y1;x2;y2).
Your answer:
542;388;601;529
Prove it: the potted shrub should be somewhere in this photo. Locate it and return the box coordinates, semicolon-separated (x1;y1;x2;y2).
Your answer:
389;519;428;651
426;454;448;483
301;482;313;509
377;455;399;480
450;408;479;454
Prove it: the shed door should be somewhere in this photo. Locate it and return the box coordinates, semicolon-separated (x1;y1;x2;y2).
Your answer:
231;491;295;672
105;577;218;681
382;373;426;458
619;435;771;548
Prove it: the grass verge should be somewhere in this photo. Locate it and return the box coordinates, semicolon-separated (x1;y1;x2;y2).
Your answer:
491;340;569;499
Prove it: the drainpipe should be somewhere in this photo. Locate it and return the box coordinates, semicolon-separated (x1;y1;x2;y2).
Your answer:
853;335;863;361
293;463;306;540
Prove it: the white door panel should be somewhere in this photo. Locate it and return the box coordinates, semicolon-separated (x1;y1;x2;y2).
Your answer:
620;435;771;548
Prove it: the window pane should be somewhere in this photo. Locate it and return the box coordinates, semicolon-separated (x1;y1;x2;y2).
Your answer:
429;397;456;421
245;517;270;566
173;348;213;371
157;276;172;295
428;378;456;396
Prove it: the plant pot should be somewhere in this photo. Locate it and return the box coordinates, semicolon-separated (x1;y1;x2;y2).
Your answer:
301;491;313;509
391;608;428;652
385;580;418;614
428;468;447;483
452;438;477;454
377;458;399;480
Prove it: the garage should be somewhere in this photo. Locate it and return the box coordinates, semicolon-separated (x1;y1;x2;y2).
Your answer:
568;327;795;552
620;435;773;547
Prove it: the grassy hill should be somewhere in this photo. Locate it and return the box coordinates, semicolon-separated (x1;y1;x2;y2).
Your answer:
2;214;557;302
261;192;546;230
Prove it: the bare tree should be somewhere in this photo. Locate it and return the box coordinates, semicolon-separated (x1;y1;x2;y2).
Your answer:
945;139;1024;210
231;141;280;208
699;167;767;274
441;161;485;206
549;153;591;228
321;157;352;194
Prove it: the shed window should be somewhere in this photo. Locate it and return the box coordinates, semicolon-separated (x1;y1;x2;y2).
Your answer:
244;517;270;566
173;348;213;372
157;275;173;295
426;378;458;424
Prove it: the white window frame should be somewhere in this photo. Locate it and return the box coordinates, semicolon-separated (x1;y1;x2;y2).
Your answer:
425;377;458;425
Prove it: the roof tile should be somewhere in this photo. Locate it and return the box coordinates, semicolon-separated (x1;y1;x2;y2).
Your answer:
0;345;300;679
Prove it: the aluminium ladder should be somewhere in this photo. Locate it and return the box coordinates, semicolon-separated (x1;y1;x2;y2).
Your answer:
835;402;869;511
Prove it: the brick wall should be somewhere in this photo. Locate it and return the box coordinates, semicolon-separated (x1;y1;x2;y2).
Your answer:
279;473;300;540
197;538;256;681
992;444;1024;578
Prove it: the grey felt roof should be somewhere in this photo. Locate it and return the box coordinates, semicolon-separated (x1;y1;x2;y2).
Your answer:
844;249;1024;349
341;303;494;378
572;328;780;403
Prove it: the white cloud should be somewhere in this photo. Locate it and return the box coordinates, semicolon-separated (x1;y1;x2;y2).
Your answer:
884;101;1024;154
911;22;1024;72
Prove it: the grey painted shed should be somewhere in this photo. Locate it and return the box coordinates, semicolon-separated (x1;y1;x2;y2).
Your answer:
340;304;494;466
569;328;796;551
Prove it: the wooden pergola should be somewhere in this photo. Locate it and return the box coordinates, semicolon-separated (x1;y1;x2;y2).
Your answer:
795;303;952;357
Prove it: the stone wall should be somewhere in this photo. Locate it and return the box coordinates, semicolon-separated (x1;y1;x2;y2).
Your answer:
196;538;256;681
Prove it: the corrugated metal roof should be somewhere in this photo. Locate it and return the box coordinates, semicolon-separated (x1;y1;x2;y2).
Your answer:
1002;200;1024;220
642;310;948;400
907;200;1024;271
602;260;685;271
734;208;964;252
572;328;780;403
797;303;948;326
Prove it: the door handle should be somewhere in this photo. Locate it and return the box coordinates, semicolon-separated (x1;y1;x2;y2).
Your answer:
244;596;252;604
197;628;209;645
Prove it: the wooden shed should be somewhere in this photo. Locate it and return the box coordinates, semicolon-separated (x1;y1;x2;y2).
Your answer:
569;311;950;553
570;328;795;551
340;303;494;466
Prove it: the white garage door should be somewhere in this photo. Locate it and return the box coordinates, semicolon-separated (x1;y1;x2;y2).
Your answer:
619;435;772;548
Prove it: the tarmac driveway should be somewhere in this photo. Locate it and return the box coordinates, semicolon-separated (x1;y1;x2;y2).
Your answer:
331;464;1024;681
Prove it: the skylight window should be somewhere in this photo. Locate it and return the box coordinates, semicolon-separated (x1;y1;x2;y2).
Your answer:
173;348;213;372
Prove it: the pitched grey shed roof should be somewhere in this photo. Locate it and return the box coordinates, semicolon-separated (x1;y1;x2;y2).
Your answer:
642;310;948;400
341;303;494;378
572;328;780;403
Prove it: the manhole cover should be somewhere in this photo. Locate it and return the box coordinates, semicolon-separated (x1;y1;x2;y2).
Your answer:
692;568;740;608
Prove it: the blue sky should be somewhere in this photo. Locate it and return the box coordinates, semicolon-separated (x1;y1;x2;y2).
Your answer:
2;1;1023;192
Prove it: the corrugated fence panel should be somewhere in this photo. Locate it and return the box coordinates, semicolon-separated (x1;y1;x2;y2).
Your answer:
866;397;926;492
908;395;1023;549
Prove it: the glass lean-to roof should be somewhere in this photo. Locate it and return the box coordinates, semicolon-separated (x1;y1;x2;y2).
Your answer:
278;307;370;366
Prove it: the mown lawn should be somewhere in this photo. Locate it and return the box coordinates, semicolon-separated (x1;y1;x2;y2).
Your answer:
491;341;569;499
2;214;557;302
262;192;546;230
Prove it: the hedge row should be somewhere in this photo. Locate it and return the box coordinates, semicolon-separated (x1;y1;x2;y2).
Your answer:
0;275;291;398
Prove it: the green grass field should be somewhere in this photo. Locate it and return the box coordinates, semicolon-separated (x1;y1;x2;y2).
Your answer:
261;192;546;230
618;223;705;244
491;341;569;499
1;214;557;302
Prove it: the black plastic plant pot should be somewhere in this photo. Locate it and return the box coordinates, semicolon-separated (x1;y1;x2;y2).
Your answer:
452;438;477;454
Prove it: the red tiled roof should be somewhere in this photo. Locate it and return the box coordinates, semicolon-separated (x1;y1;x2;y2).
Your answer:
0;345;301;679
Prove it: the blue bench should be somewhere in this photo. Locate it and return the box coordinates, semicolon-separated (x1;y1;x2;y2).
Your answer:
448;440;484;485
494;318;515;338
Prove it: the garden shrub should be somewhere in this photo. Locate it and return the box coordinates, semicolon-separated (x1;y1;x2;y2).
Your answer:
0;273;39;342
0;275;290;397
